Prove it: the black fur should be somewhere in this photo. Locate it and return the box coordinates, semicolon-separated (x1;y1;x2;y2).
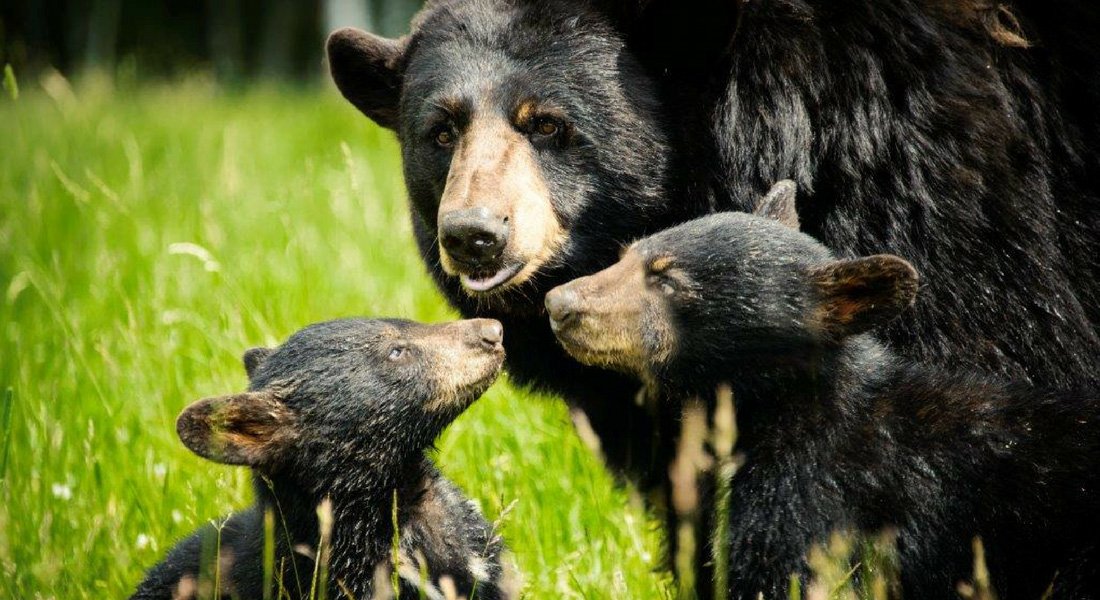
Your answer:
131;318;515;600
614;211;1100;599
328;0;1100;495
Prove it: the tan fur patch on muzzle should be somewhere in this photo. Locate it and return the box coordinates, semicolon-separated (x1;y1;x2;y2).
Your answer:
437;114;565;286
418;321;502;411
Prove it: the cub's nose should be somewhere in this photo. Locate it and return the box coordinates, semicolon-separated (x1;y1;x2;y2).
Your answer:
474;319;504;350
439;208;509;267
545;287;580;330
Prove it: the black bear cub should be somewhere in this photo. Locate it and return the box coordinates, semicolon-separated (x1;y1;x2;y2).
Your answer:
546;182;1100;599
132;318;518;600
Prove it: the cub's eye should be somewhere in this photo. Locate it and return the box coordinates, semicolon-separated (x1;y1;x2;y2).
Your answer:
533;117;561;138
388;345;410;361
647;274;676;297
433;126;456;148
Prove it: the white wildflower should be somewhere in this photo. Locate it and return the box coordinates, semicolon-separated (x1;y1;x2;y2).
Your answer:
51;483;72;500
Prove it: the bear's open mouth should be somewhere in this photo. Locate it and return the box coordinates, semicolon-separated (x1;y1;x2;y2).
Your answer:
459;263;524;293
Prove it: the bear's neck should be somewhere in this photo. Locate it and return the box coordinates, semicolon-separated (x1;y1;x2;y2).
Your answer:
699;336;896;448
251;457;437;595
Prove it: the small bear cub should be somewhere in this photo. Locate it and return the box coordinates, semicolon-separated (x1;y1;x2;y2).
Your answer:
132;318;517;600
545;182;1100;599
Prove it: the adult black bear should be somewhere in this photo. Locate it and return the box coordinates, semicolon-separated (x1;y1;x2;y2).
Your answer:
544;187;1100;599
327;0;1100;490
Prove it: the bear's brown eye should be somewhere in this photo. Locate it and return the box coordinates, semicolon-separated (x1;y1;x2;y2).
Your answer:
533;118;560;137
647;274;676;296
434;127;456;148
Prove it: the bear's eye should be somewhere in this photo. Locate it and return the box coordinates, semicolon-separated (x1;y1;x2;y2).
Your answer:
388;345;410;361
433;126;456;148
532;117;561;138
647;274;676;297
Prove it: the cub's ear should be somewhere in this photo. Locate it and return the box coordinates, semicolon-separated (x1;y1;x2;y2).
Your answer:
177;391;297;467
242;347;274;379
753;180;799;230
326;28;406;129
809;255;919;337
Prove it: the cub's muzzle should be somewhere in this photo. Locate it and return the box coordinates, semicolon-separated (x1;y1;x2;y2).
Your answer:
470;318;504;352
545;286;581;332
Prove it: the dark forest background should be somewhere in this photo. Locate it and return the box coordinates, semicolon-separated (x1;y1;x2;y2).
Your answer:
0;0;423;83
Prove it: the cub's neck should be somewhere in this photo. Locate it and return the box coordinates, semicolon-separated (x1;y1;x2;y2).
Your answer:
668;336;898;448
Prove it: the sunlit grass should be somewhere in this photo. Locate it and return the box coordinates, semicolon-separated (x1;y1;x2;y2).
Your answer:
0;79;671;598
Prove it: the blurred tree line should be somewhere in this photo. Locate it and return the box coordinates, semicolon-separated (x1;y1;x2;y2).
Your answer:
0;0;422;83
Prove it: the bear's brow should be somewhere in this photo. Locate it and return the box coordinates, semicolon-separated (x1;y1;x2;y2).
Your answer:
512;99;566;125
648;256;673;273
427;96;470;121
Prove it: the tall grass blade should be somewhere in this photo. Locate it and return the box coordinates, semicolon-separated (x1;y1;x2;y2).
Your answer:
2;64;17;100
313;499;334;600
957;537;998;600
712;384;738;600
392;490;401;599
264;508;276;600
0;388;13;480
671;400;708;600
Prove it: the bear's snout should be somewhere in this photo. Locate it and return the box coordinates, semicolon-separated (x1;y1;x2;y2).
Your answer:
440;207;510;269
474;318;504;351
545;287;580;332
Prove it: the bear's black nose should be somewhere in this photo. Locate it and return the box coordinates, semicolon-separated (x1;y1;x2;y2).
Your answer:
545;287;579;328
477;319;504;349
439;208;509;268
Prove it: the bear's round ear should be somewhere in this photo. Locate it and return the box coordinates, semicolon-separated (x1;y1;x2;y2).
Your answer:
809;255;919;338
753;180;799;230
177;391;297;467
242;347;274;379
326;28;407;130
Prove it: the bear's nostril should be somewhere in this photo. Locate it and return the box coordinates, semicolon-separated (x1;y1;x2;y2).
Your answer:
439;209;510;267
441;234;463;254
478;320;504;348
545;288;579;325
470;233;500;251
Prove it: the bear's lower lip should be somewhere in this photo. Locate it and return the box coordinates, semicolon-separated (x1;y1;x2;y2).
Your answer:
460;263;524;293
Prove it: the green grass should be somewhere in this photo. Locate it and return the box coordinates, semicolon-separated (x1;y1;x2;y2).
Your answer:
0;78;671;598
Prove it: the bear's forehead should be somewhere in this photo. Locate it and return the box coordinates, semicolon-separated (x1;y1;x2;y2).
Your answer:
411;0;612;66
257;320;416;377
640;213;832;273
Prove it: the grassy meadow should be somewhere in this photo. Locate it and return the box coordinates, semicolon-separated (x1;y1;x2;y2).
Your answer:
0;78;672;598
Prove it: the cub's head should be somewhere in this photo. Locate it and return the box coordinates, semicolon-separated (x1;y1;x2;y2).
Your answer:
327;0;675;307
545;181;919;394
176;318;504;481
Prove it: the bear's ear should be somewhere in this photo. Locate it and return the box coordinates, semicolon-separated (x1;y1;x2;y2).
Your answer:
809;255;919;337
177;391;297;467
327;28;406;130
753;180;799;230
242;347;274;379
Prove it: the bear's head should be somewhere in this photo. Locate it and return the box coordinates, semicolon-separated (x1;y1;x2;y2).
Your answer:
176;318;504;488
544;181;919;395
327;0;679;309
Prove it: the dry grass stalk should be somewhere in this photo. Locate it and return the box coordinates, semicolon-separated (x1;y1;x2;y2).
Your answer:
670;399;710;599
957;537;998;600
711;384;739;600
